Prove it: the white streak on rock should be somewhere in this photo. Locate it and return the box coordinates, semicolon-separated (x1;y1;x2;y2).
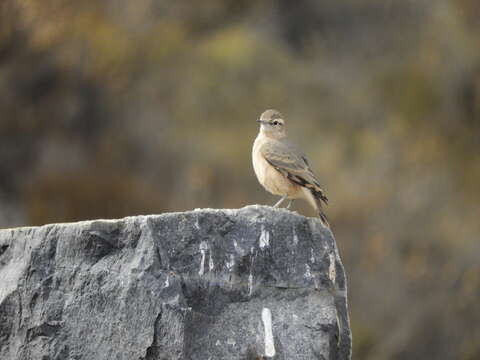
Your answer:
310;248;315;263
164;275;169;287
305;264;313;279
262;308;276;357
199;241;208;276
209;252;214;271
259;226;270;249
226;254;235;271
329;252;336;284
292;228;299;246
248;273;253;296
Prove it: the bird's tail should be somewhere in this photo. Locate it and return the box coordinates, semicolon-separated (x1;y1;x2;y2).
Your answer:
312;190;330;228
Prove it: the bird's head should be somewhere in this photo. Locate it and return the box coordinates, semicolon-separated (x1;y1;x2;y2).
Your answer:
257;109;286;139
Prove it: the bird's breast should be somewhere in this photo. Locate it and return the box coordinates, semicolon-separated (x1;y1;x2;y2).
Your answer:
252;137;269;185
252;136;301;197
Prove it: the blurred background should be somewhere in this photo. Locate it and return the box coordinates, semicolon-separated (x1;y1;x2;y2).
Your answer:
1;0;479;358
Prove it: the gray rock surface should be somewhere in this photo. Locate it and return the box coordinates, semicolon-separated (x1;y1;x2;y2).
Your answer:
0;206;351;360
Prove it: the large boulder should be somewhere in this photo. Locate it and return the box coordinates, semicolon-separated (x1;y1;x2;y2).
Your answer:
0;206;351;359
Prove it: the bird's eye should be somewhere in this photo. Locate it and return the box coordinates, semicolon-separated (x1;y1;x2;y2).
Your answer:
273;121;279;125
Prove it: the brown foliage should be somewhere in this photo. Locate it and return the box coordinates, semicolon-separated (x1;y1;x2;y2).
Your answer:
1;1;479;359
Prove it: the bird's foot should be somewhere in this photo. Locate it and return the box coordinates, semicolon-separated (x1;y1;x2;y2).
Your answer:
273;195;287;208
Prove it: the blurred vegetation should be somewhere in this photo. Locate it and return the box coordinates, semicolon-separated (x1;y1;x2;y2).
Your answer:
1;0;479;359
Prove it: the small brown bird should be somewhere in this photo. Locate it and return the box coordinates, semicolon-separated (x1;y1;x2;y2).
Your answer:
252;109;329;226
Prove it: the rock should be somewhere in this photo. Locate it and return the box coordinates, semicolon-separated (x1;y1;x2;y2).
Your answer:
0;206;351;360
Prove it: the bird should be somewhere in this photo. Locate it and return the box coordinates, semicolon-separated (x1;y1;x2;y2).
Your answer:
252;109;329;226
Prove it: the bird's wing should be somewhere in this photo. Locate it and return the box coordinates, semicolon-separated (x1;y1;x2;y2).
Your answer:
260;141;328;205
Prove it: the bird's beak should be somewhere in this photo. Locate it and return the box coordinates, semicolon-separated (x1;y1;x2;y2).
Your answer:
257;119;266;124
